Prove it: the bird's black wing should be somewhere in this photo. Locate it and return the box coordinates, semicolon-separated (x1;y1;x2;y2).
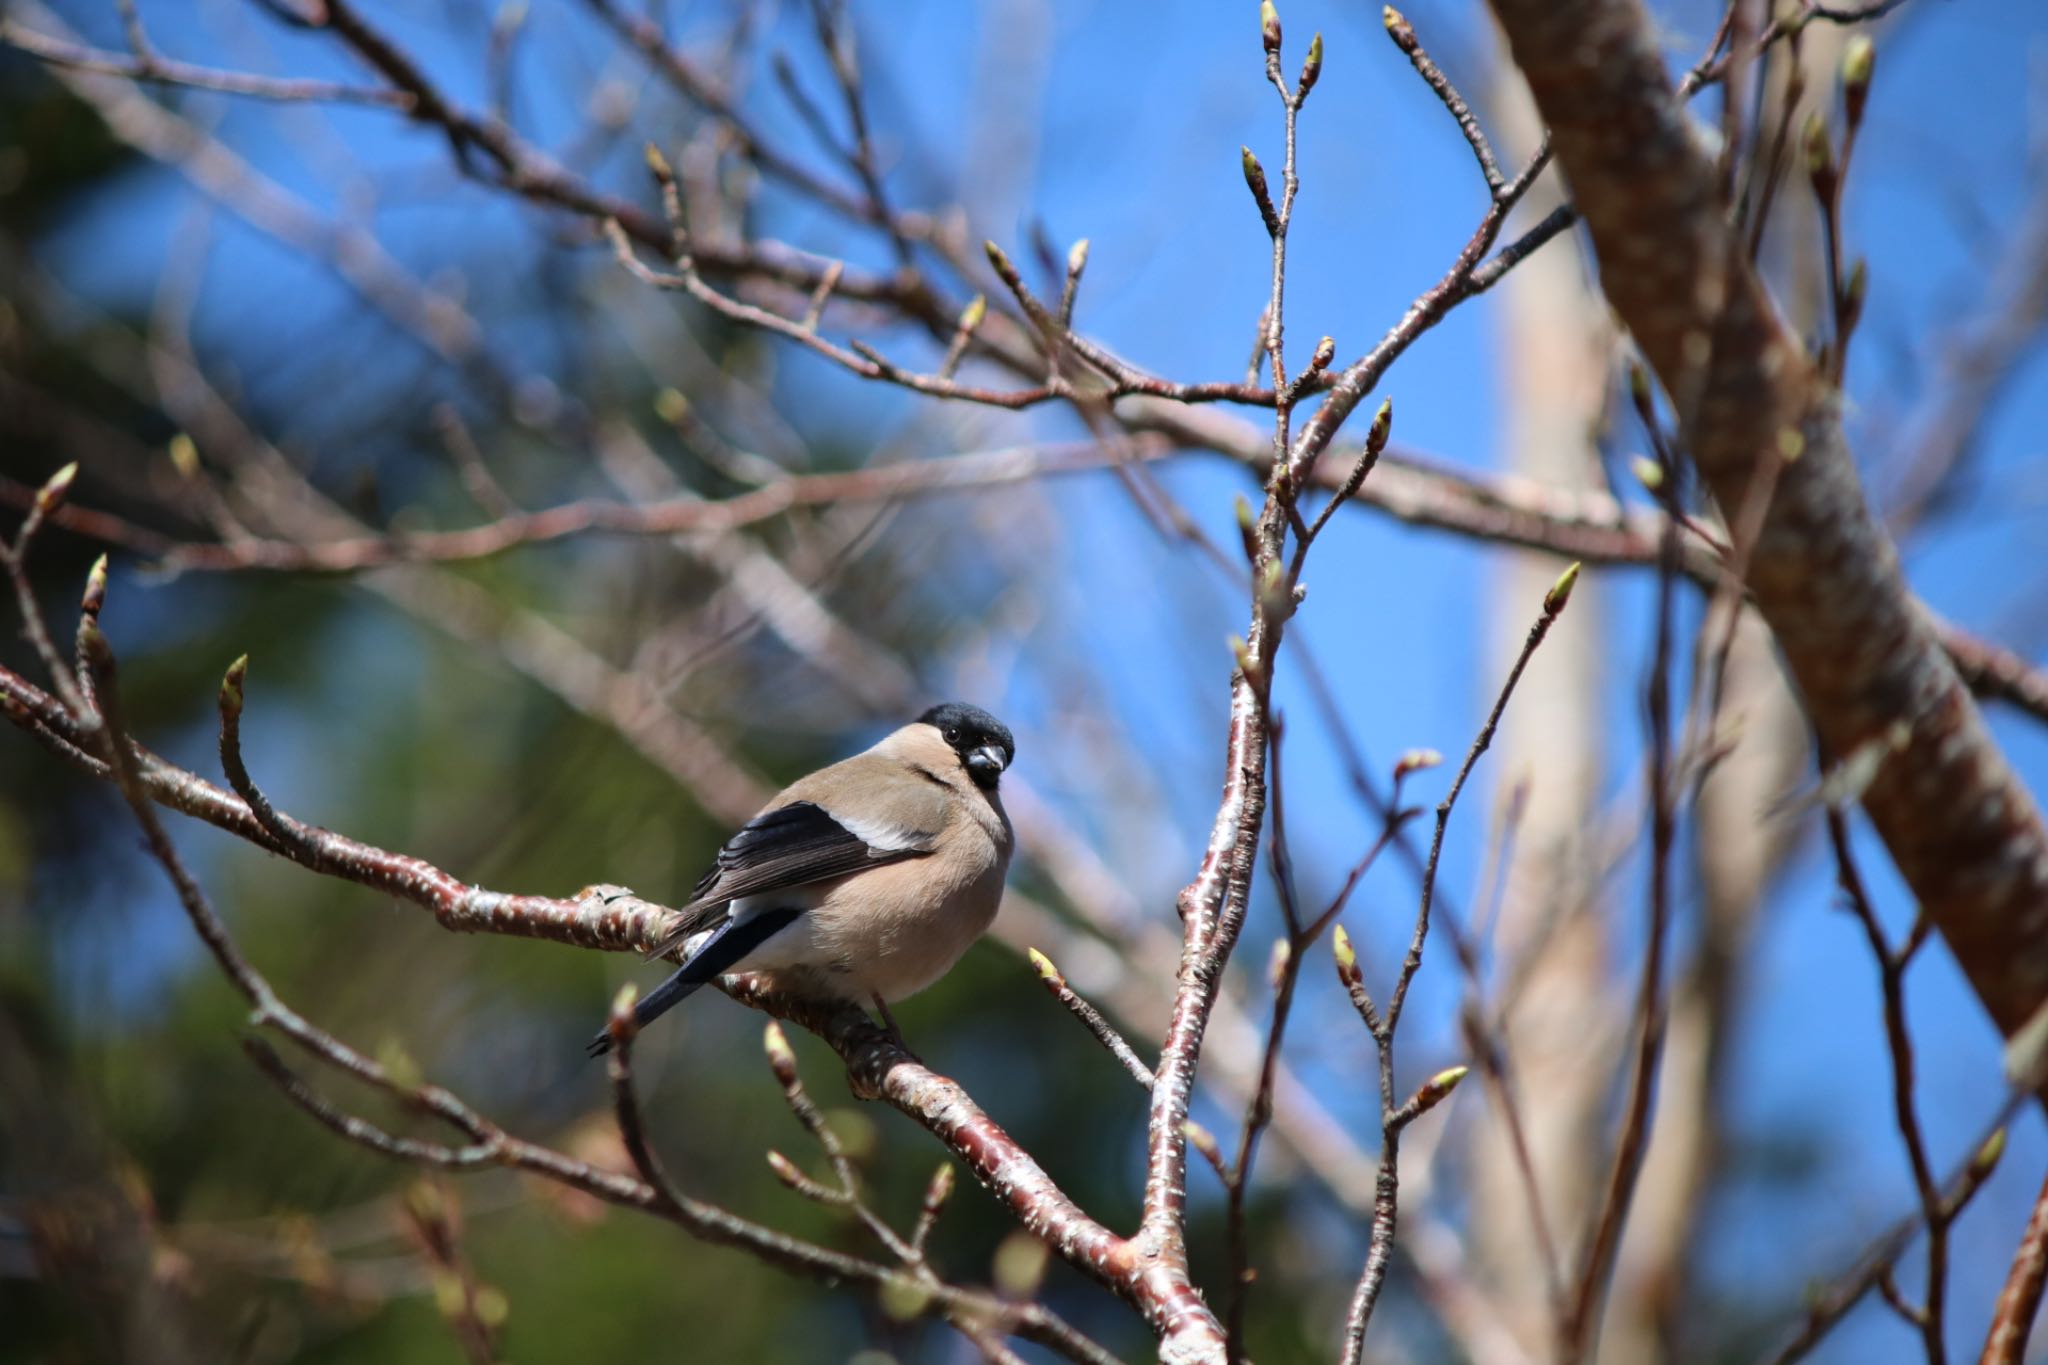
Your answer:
590;907;805;1055
644;800;935;959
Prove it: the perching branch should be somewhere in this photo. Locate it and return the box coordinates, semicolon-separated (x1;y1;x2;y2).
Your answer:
3;523;1129;1363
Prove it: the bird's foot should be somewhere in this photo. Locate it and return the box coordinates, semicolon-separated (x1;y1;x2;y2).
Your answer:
870;993;915;1056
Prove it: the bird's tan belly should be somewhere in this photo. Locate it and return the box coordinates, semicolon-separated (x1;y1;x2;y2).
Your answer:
746;851;1005;1003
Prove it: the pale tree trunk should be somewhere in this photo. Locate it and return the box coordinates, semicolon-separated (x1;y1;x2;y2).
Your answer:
1469;52;1621;1357
1600;609;1805;1359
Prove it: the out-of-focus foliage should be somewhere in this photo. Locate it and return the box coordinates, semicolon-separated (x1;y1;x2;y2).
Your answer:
0;25;1198;1363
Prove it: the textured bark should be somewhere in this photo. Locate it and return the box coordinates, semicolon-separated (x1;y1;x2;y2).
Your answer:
1608;31;1838;1357
1983;1170;2048;1365
1486;0;2048;1058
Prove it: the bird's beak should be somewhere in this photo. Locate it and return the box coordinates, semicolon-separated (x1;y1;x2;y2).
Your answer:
966;744;1008;780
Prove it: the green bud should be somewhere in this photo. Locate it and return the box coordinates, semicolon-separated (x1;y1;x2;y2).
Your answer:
473;1287;509;1329
1300;31;1324;92
1366;397;1393;452
610;983;639;1029
1970;1127;2007;1180
1842;258;1868;330
33;461;77;515
1332;924;1359;982
1408;1064;1469;1116
879;1275;934;1322
81;554;109;620
763;1019;798;1083
1382;4;1413;48
1393;748;1442;780
1803;111;1836;196
430;1270;465;1320
993;1228;1050;1297
923;1162;955;1212
408;1178;446;1224
1544;561;1582;616
765;1150;807;1190
983;239;1019;283
1241;146;1268;198
378;1035;423;1093
168;433;199;480
1240;146;1278;234
220;654;249;717
1842;35;1874;127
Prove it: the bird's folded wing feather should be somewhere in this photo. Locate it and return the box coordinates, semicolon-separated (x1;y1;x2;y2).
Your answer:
646;769;949;960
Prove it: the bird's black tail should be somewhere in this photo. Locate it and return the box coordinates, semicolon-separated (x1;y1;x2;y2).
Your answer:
586;908;802;1057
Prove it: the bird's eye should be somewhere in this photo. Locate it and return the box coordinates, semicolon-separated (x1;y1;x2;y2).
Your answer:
944;727;960;743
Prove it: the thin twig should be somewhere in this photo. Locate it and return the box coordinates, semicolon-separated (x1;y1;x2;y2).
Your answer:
1559;430;1681;1364
763;1020;917;1261
1027;950;1155;1088
1764;1098;2016;1365
0;20;415;107
1826;802;1948;1364
1382;7;1504;192
0;463;89;718
1342;564;1580;1361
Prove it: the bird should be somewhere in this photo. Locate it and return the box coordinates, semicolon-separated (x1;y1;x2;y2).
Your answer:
588;702;1016;1056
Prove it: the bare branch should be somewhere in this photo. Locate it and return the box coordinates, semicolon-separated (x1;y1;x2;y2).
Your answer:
1983;1169;2048;1365
1382;6;1506;193
1027;949;1155;1089
1825;803;1950;1362
1765;1110;2015;1365
1563;458;1680;1362
71;437;1173;574
1343;565;1578;1360
0;20;414;108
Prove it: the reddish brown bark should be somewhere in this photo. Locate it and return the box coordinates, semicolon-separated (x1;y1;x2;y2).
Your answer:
1486;0;2048;1057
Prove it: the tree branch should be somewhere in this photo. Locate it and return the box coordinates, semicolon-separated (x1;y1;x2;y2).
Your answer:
1983;1168;2048;1365
1485;0;2048;1085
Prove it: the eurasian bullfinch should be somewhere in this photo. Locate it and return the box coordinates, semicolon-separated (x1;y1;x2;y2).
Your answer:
588;703;1015;1054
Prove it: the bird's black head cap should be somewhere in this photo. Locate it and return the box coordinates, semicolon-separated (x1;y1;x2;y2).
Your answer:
918;702;1015;789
